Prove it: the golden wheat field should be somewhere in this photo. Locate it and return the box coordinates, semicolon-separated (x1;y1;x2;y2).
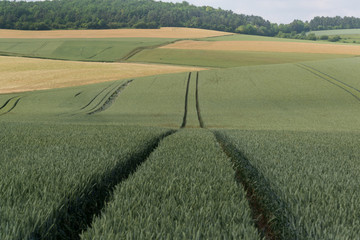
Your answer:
0;27;232;39
161;40;360;55
0;56;205;94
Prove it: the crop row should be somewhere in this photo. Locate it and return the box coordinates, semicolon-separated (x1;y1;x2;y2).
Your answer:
0;122;168;239
220;129;360;239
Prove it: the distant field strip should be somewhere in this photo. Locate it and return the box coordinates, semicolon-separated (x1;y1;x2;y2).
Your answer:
0;96;21;116
0;38;176;62
297;64;360;102
0;27;231;39
128;48;352;68
0;56;205;94
161;40;360;55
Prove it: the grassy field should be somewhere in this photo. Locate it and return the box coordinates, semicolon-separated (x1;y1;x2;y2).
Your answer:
1;28;360;239
197;58;360;131
309;29;360;44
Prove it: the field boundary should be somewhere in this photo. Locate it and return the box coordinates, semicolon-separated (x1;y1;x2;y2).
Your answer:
213;131;302;239
297;63;360;102
180;72;191;128
29;130;176;240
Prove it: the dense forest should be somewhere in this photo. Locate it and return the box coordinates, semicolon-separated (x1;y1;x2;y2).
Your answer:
1;0;360;39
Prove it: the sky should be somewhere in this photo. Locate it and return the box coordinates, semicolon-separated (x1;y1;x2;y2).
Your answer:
155;0;360;24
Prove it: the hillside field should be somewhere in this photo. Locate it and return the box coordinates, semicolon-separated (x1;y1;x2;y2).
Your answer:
1;28;360;239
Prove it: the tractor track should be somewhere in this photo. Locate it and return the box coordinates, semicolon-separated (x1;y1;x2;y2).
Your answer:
80;81;119;110
87;79;133;115
0;96;21;116
88;47;113;59
29;130;176;240
195;71;205;128
85;82;124;113
297;63;360;102
180;72;191;128
213;131;303;240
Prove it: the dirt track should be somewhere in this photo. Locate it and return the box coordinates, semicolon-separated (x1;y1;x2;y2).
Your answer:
0;56;205;94
161;40;360;55
0;27;232;39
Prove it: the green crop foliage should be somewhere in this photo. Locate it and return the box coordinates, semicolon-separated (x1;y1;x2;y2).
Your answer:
128;48;352;68
221;129;360;239
0;38;173;62
81;129;261;239
0;122;167;239
198;58;360;131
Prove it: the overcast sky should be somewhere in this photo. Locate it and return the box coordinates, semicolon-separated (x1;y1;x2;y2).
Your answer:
156;0;360;24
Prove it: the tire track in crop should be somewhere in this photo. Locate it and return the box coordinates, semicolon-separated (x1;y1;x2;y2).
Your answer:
88;47;113;59
85;82;126;113
195;71;205;128
213;131;302;240
29;130;177;240
80;81;119;110
0;96;21;116
180;72;192;128
88;79;133;115
297;63;360;102
120;40;180;61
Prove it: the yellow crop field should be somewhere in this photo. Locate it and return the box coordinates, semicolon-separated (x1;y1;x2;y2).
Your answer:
161;40;360;55
0;27;232;39
0;56;205;94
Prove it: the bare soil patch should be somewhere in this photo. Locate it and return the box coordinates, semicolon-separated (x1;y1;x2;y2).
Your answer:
0;27;232;39
161;40;360;55
0;56;205;94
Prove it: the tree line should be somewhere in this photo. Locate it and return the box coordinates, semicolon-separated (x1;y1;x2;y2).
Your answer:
1;0;359;40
